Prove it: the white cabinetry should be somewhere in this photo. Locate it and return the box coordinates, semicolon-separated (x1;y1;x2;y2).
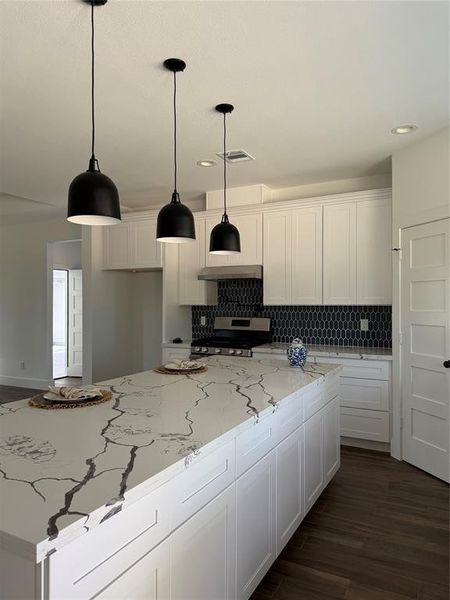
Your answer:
161;346;190;364
170;484;236;600
323;202;357;304
236;451;276;600
178;216;216;305
323;397;340;482
205;211;262;267
103;217;163;270
264;206;322;305
304;409;324;513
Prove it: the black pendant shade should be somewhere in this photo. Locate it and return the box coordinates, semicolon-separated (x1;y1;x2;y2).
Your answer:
209;103;241;255
157;58;195;243
67;0;121;226
209;214;241;254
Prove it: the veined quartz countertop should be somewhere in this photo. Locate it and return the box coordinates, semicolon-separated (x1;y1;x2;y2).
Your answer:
254;343;392;361
0;356;339;563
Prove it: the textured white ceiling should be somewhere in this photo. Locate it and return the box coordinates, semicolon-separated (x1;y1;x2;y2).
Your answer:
0;0;448;212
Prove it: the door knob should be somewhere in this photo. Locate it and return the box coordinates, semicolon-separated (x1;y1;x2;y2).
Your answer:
444;360;450;368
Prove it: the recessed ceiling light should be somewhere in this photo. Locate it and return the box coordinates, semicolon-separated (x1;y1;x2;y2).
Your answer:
197;160;216;167
391;124;418;135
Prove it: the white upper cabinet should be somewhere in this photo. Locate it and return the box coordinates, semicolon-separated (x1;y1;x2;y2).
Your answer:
323;202;357;304
103;217;163;270
178;216;216;305
263;206;322;305
205;211;263;267
263;210;292;304
356;198;392;304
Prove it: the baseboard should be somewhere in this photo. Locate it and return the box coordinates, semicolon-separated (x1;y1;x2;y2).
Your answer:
0;375;51;390
341;436;390;453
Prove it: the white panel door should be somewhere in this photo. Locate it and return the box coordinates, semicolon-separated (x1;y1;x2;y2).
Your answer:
263;211;292;304
304;410;324;513
323;203;357;304
401;219;450;482
357;198;392;304
178;217;215;305
67;269;82;377
323;397;340;483
291;206;323;304
103;222;130;269
171;484;236;600
131;218;162;269
275;426;304;556
236;451;276;600
96;539;170;600
205;212;262;267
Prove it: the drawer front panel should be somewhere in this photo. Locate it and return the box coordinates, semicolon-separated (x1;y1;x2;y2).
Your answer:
340;378;389;411
236;413;278;477
277;393;303;441
49;482;171;599
303;382;325;421
340;407;390;442
315;357;390;381
172;440;236;529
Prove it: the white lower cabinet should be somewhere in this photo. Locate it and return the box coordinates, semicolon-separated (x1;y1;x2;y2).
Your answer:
170;484;236;600
96;538;170;600
161;346;191;364
236;451;276;600
275;426;304;555
323;397;341;483
304;409;324;514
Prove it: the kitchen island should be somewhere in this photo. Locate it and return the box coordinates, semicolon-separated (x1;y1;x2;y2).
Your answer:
0;356;341;600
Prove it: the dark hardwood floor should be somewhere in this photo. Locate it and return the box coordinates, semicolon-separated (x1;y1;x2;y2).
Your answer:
0;378;83;404
252;446;449;600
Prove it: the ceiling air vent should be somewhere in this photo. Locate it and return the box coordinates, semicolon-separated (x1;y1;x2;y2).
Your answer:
216;149;255;163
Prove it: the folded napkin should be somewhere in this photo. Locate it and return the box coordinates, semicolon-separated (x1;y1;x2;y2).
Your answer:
48;386;104;399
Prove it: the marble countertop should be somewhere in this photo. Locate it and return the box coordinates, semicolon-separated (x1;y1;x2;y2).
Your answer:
0;356;338;563
254;343;392;361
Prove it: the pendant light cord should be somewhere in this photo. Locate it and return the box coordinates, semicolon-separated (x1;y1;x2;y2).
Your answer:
173;72;178;193
222;113;227;220
89;0;100;171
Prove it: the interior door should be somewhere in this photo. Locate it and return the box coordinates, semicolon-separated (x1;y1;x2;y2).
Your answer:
67;269;83;377
401;219;450;482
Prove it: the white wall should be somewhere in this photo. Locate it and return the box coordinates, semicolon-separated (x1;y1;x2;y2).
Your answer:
391;127;450;459
0;217;81;388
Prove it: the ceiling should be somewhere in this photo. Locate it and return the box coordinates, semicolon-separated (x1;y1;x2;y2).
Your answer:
0;0;448;213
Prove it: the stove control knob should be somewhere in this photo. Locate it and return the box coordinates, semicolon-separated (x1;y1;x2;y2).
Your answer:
228;349;235;355
214;348;221;354
201;347;208;353
194;347;201;353
235;350;243;356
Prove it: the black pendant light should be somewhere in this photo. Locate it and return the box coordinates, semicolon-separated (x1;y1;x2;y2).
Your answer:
67;0;121;226
209;104;241;255
156;59;195;243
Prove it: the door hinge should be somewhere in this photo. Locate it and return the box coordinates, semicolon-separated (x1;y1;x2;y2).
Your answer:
392;247;402;260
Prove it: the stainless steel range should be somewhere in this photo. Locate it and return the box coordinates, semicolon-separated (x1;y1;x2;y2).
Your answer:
191;316;272;358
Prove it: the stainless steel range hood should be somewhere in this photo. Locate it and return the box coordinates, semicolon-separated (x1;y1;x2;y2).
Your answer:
197;265;263;281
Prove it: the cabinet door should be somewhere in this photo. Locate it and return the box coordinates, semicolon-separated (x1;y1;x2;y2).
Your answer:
276;426;304;556
130;218;162;269
323;397;340;484
323;203;357;304
205;212;262;267
96;539;169;600
178;217;215;305
356;198;392;304
263;211;292;304
170;484;236;600
291;206;323;304
103;222;130;269
304;410;324;513
236;451;276;600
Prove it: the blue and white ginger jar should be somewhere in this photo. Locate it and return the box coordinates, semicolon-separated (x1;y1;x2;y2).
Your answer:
287;338;308;368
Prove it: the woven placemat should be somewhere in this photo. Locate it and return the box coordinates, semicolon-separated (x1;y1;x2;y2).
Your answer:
154;365;208;375
29;390;112;410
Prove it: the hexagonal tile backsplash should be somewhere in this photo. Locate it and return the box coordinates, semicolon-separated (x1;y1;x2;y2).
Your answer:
192;279;392;348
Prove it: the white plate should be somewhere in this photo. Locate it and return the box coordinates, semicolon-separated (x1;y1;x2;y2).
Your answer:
43;392;99;402
164;362;203;371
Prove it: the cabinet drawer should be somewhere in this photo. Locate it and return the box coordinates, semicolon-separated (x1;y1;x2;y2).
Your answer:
315;357;390;381
236;412;278;477
340;378;389;411
277;392;303;442
171;440;235;529
340;407;390;442
48;482;171;599
303;381;325;421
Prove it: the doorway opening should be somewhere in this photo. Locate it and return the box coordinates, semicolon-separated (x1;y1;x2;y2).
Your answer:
53;270;68;378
